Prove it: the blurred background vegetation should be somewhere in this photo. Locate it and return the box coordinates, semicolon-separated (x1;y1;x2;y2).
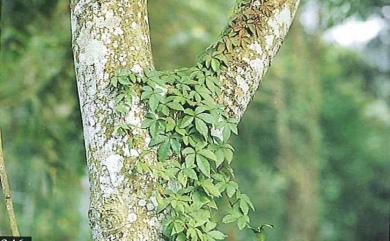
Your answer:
0;0;389;241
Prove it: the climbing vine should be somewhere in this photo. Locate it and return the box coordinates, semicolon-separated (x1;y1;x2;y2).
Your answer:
111;0;280;240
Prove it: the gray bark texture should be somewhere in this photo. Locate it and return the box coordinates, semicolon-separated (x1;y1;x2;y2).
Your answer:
70;0;299;240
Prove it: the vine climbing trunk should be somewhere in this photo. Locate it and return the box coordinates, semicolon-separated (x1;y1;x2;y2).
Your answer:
70;0;300;240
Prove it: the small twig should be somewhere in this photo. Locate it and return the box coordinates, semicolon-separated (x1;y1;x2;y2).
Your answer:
0;129;20;236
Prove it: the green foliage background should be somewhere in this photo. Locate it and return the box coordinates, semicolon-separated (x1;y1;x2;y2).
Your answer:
0;0;389;241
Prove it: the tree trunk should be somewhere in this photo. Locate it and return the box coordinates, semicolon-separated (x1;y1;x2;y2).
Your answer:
70;0;300;240
273;22;321;241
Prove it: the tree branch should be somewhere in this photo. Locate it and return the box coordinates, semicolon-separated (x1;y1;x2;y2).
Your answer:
0;129;20;236
215;0;300;118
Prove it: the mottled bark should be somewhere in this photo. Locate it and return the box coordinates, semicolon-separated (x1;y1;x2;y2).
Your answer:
70;0;159;240
70;0;299;240
218;0;300;118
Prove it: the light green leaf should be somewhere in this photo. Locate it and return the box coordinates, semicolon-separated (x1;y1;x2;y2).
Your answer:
167;101;184;111
240;198;249;215
237;215;249;230
208;230;226;240
211;58;220;72
195;118;208;139
183;168;198;180
166;117;175;131
198;149;217;162
222;126;231;141
201;179;220;197
196;154;210;177
226;181;238;198
180;115;194;129
222;214;238;224
198;113;215;124
223;148;233;164
215;149;225;167
182;147;195;155
178;171;188;186
204;222;217;232
185;154;196;168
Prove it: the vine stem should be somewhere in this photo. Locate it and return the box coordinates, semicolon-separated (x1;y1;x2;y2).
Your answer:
0;129;20;236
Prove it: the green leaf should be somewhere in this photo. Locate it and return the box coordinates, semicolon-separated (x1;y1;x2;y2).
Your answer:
240;198;249;215
237;215;249;230
195;118;208;139
167;101;184;111
166;117;176;132
204;222;217;232
196;154;211;177
198;149;217;162
182;147;195;155
141;118;155;129
180;115;194;129
208;230;226;240
215;149;225;167
187;228;198;240
110;76;118;87
195;106;207;115
185;154;196;168
178;171;188;186
149;94;161;112
240;194;255;210
211;58;221;72
173;221;185;234
183;168;198;180
148;134;165;147
222;126;231;141
158;140;171;161
176;233;186;241
201;179;221;197
170;138;181;154
226;181;238;198
115;103;129;113
222;214;238;224
191;209;211;227
198;113;215;124
223;148;233;164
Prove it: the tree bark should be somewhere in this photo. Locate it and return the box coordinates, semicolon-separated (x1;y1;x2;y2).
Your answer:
70;0;300;240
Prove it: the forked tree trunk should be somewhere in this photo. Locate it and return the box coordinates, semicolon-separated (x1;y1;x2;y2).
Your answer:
70;0;299;240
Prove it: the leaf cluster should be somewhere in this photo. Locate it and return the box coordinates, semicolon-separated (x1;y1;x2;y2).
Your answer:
110;0;275;240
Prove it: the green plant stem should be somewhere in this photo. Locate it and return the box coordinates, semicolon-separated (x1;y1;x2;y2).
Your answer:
0;129;20;236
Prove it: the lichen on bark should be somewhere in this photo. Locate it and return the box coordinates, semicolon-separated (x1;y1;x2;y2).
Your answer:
71;0;160;240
